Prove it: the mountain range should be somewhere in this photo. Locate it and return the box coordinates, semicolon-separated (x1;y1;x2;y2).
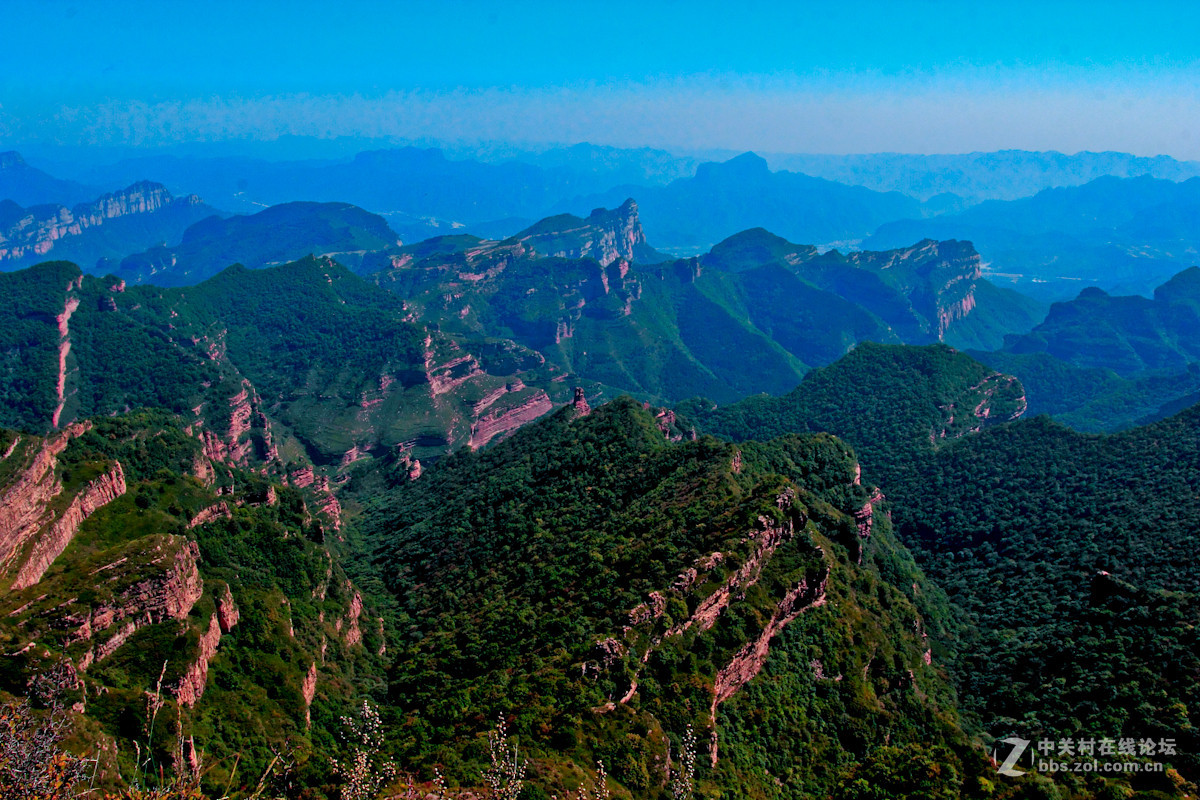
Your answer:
867;174;1200;300
1;142;1199;800
0;180;219;272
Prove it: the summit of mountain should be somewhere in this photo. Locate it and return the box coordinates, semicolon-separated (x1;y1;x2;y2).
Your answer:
557;151;923;251
116;200;402;285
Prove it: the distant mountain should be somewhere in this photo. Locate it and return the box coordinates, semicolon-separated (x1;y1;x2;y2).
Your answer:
560;152;923;251
865;174;1200;299
0;151;98;206
0;181;218;272
65;146;682;228
369;200;1042;403
963;267;1200;431
497;141;698;186
771;149;1200;203
1000;268;1200;376
117;201;402;285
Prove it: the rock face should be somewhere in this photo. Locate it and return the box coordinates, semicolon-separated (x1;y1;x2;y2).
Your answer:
302;661;318;727
196;380;277;467
608;487;829;753
51;294;80;429
74;537;204;670
0;423;90;568
0;423;126;590
12;461;127;590
468;390;554;448
174;583;238;707
846;238;982;340
0;182;200;263
513;199;651;267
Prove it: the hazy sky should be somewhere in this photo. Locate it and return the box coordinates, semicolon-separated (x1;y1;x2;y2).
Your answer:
4;0;1200;157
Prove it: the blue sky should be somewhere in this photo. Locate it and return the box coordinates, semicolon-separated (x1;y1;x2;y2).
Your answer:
4;0;1200;157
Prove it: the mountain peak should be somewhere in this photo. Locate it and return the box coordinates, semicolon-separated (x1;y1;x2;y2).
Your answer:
696;152;770;182
0;151;27;169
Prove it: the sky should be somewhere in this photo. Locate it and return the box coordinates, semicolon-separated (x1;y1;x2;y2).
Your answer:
4;0;1200;158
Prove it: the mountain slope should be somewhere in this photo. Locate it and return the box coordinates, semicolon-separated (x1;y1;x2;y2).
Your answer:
0;411;383;797
964;267;1200;431
366;397;992;798
371;204;1042;405
684;343;1199;793
0;258;579;476
0;151;99;206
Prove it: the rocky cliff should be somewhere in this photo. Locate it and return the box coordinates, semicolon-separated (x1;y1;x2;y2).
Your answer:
174;583;239;707
11;461;127;590
511;198;654;266
0;422;128;592
0;422;91;568
70;536;204;670
0;181;201;264
844;238;982;340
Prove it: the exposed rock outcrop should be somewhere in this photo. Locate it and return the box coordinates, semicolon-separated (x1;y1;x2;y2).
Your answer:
174;613;222;708
186;502;232;530
607;486;828;747
515;199;650;267
74;538;203;670
302;661;318;727
468;391;554;448
342;590;364;647
174;583;238;707
12;461;127;590
0;423;90;569
51;295;80;428
571;386;591;417
0;182;201;263
195;380;277;467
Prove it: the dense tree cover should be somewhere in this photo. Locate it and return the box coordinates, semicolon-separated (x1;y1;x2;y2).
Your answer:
689;343;1200;797
0;258;429;462
886;412;1200;784
364;397;1001;798
683;342;1026;487
0;262;88;430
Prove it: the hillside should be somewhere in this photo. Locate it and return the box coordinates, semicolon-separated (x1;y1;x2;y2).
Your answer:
370;208;1042;405
365;396;995;798
684;343;1200;794
0;411;383;797
966;267;1200;431
0;258;578;477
